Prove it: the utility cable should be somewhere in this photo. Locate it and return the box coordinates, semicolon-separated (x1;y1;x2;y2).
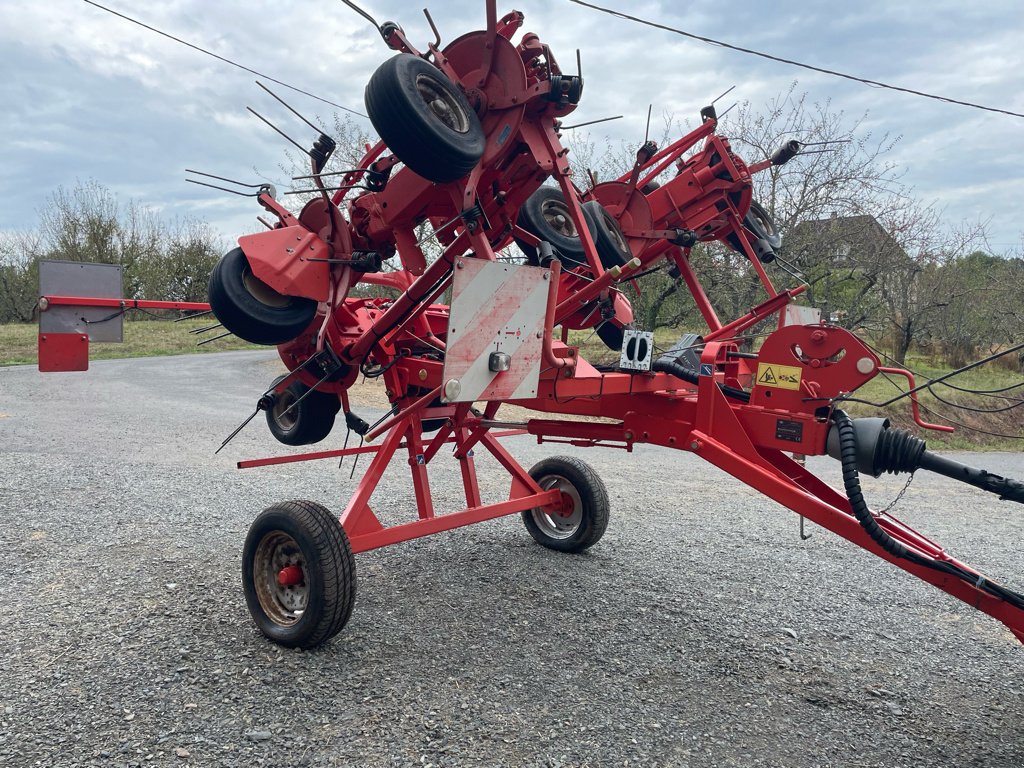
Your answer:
82;1;367;118
566;0;1024;120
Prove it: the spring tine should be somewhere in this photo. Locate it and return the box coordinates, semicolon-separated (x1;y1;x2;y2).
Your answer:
710;85;736;105
339;0;380;29
186;179;259;197
188;322;223;335
197;330;234;346
256;81;331;137
349;436;364;479
247;106;311;156
173;309;213;322
215;408;260;454
718;102;738;118
338;428;351;470
560;115;624;131
185;169;267;188
277;368;334;420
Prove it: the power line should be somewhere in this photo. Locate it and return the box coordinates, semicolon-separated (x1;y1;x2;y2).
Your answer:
566;0;1024;120
82;1;367;118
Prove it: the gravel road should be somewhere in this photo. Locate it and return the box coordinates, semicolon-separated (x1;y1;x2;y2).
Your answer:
1;350;1022;767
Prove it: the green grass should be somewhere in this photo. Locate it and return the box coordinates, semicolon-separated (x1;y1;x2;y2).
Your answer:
1;319;258;366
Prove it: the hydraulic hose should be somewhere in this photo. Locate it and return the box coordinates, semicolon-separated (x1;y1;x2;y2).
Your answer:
831;409;1024;610
651;358;751;403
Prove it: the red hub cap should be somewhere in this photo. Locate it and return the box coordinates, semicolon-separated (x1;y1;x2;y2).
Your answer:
277;564;304;587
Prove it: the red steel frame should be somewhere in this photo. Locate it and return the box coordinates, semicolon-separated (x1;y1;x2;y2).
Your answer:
38;1;1024;644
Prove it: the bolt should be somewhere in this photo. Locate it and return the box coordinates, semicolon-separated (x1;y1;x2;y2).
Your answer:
810;330;827;344
418;369;427;381
690;440;700;451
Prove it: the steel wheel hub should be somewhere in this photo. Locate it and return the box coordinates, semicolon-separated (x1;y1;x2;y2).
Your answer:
530;474;584;539
253;531;308;625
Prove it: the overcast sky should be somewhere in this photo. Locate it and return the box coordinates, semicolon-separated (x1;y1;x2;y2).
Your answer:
3;0;1023;252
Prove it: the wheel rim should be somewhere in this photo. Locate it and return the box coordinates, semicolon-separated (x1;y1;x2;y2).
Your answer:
530;474;584;539
540;199;577;238
271;388;298;431
416;74;469;134
252;531;308;626
242;266;291;309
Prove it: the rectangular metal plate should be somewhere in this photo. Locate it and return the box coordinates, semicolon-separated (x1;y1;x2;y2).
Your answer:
38;332;89;372
783;304;822;327
441;259;549;403
39;260;124;343
618;329;654;371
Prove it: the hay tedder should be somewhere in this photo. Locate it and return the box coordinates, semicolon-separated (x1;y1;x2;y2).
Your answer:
37;2;1024;649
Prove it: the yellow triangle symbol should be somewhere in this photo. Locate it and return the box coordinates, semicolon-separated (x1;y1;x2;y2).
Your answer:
759;367;777;385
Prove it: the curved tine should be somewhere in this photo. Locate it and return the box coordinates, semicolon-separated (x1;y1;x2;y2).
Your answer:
186;179;259;197
185;169;266;188
339;0;380;29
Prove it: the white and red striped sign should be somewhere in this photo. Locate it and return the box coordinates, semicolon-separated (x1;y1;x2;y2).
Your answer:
441;258;549;403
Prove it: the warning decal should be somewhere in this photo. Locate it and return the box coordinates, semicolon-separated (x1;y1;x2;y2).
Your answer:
756;363;802;391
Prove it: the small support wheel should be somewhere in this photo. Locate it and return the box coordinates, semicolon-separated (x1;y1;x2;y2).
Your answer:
522;456;610;553
266;374;341;446
208;247;317;345
365;54;486;183
242;500;356;649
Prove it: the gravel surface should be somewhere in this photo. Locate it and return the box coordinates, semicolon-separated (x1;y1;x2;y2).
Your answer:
1;350;1022;767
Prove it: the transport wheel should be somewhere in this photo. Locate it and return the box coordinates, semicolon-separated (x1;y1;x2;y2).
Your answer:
365;54;485;183
582;200;631;268
266;374;340;446
208;247;317;345
522;456;610;553
640;180;661;194
243;500;356;649
515;186;590;267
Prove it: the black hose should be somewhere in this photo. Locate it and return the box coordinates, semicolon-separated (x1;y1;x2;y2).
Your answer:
831;409;1024;611
651;358;751;402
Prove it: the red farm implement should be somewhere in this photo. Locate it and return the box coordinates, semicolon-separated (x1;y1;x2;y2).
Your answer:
38;1;1024;650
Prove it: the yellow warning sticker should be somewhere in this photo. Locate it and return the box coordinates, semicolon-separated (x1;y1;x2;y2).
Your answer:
756;363;802;391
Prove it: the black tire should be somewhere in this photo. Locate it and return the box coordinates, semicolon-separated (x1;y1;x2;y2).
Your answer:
743;200;782;250
266;374;340;446
582;200;631;268
514;186;590;267
208;247;317;346
640;180;661;194
242;500;356;649
365;54;485;184
521;456;610;553
596;319;629;352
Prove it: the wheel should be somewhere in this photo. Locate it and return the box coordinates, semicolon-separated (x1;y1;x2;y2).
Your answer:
522;456;610;553
242;500;356;648
640;180;661;194
582;200;631;269
596;319;629;352
514;186;591;267
208;247;317;345
365;54;485;183
266;374;340;446
743;200;782;250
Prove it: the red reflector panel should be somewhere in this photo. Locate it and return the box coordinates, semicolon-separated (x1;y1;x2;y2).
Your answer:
38;333;89;372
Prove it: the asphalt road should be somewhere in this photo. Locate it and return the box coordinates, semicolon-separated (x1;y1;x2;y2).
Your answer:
1;350;1022;767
